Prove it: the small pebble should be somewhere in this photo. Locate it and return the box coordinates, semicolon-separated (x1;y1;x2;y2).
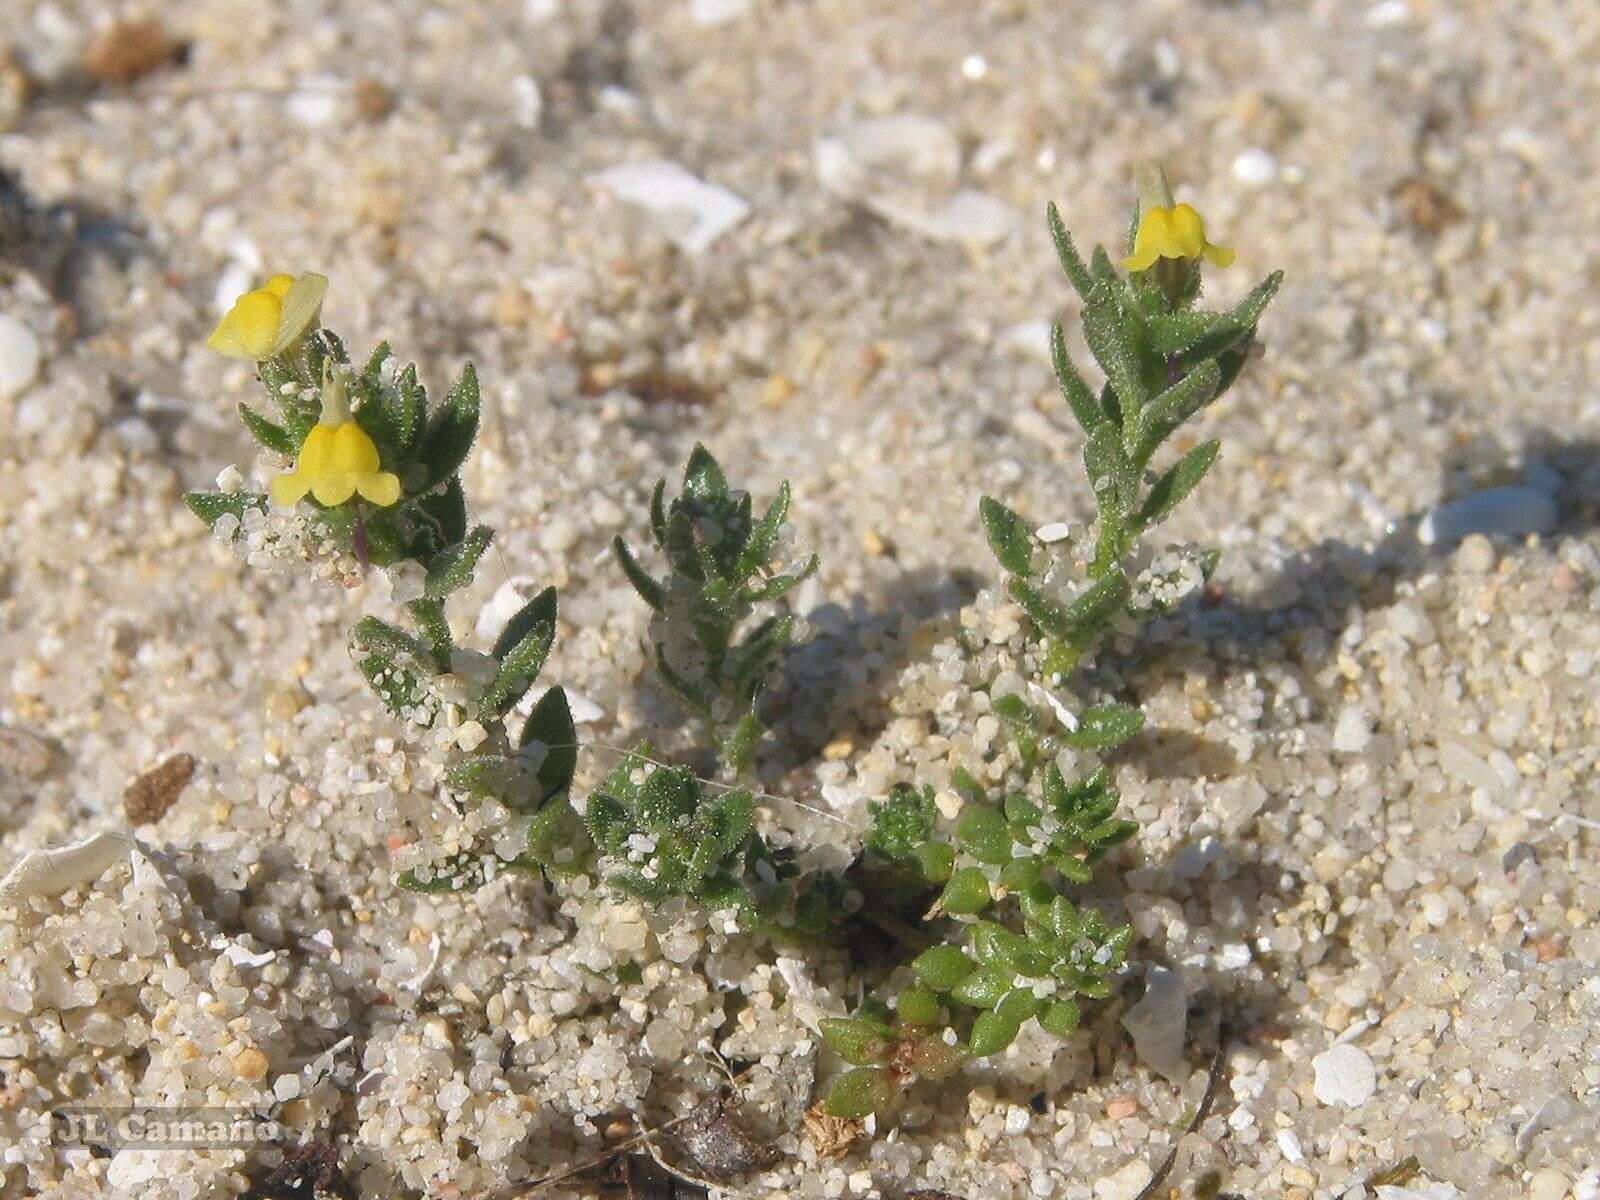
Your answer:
1528;1169;1571;1200
232;1046;270;1081
0;725;55;778
1312;1043;1376;1107
1233;147;1279;186
0;316;42;400
1094;1159;1153;1200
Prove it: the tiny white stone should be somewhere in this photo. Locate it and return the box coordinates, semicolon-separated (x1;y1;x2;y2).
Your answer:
1332;703;1373;753
998;320;1052;362
286;77;341;126
1375;1184;1461;1200
1527;1170;1571;1200
1094;1159;1153;1200
689;0;750;24
1276;1128;1305;1164
1036;521;1073;543
1232;148;1278;187
511;74;543;128
0;315;42;400
1312;1043;1376;1107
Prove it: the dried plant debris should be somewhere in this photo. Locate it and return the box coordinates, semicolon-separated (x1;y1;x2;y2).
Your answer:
123;752;197;825
801;1105;862;1160
0;724;55;779
243;1141;353;1200
82;18;187;86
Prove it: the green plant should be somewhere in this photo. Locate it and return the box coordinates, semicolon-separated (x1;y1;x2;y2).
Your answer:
185;161;1279;1124
818;165;1280;1117
187;296;583;892
612;446;816;778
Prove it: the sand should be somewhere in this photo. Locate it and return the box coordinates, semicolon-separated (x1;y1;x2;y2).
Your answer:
1;2;1598;1199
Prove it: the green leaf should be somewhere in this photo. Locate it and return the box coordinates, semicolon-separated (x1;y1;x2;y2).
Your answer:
418;361;479;489
482;600;555;717
1084;424;1137;523
991;692;1040;765
915;841;956;883
979;496;1034;576
867;784;937;862
1039;999;1081;1038
818;1017;893;1065
521;686;577;800
955;805;1012;865
896;986;944;1027
411;477;467;553
1007;579;1070;641
1062;703;1145;750
397;852;484;893
1061;569;1131;643
491;586;557;662
612;536;664;610
1050;322;1105;435
994;987;1044;1024
424;525;493;599
357;652;430;722
183;491;266;530
727;614;793;699
969;1010;1022;1057
351;616;432;668
393;362;427;455
913;945;975;991
1147;309;1228;357
1132;363;1221;466
445;754;521;798
950;966;1012;1009
734;481;791;582
1082;284;1147;421
683;443;728;497
939;867;992;916
238;403;295;454
1137;440;1220;530
1046;201;1095;301
821;1068;894;1119
406;596;453;672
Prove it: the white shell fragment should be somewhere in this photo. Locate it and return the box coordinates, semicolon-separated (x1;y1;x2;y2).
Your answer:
0;832;132;905
588;161;752;254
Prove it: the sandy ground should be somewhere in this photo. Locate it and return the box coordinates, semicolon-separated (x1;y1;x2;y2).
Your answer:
2;2;1598;1199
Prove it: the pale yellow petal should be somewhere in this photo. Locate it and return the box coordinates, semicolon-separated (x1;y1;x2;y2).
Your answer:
267;273;329;358
357;471;402;507
310;472;359;507
270;471;312;508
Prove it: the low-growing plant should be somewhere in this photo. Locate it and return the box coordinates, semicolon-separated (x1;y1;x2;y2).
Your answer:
817;164;1280;1116
186;162;1279;1127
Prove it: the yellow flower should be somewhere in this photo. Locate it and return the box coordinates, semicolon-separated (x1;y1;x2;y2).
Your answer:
1123;204;1235;272
269;367;401;509
206;272;328;360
